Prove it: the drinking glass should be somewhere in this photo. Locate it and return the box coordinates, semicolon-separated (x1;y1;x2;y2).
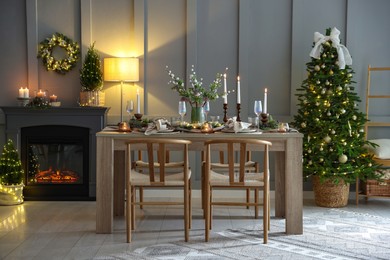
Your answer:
254;100;262;131
126;100;134;117
204;101;210;121
178;101;187;123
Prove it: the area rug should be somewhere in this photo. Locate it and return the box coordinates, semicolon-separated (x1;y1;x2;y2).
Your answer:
95;208;390;260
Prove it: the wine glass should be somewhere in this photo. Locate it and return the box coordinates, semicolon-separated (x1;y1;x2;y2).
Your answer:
254;100;262;131
126;100;134;118
204;101;210;122
178;101;187;123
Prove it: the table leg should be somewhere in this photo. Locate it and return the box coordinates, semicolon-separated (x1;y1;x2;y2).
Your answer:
274;151;285;218
96;136;114;233
284;137;303;234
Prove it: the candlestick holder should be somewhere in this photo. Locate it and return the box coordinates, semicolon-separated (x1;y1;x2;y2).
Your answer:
134;113;143;120
223;103;228;123
236;103;241;122
261;113;269;125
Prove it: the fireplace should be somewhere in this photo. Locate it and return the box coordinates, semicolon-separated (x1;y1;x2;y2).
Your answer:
21;125;89;200
1;107;109;200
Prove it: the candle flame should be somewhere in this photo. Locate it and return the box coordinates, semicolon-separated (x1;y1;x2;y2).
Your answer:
237;76;240;81
265;88;268;93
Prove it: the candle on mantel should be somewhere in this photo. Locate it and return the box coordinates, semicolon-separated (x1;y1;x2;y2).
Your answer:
136;88;140;113
264;88;268;114
50;94;57;102
36;90;44;98
237;76;241;104
223;73;228;104
18;87;24;98
18;87;29;98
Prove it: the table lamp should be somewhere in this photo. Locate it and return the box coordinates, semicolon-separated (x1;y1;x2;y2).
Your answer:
104;57;139;123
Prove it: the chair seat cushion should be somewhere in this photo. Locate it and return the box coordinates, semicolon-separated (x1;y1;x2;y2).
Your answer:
210;161;257;171
135;160;185;168
209;170;264;187
130;169;191;186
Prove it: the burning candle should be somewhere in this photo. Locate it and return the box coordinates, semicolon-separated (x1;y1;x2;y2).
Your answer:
223;73;228;104
237;76;241;104
24;88;29;98
36;90;44;98
18;87;24;98
136;88;140;113
50;94;57;102
264;88;268;114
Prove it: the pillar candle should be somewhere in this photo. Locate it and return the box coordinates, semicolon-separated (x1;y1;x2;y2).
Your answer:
36;90;44;98
223;73;228;104
264;88;268;114
50;94;57;102
18;88;24;98
24;88;29;98
136;88;140;113
237;76;241;104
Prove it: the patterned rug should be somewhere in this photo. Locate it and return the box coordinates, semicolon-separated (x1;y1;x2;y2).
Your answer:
95;209;390;260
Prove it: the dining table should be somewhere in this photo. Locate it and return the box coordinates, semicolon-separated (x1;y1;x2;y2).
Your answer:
95;127;303;235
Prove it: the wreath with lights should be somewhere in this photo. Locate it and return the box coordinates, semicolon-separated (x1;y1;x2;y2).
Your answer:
37;32;80;74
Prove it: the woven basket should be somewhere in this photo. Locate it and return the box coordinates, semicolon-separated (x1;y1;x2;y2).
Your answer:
362;179;390;196
312;176;350;208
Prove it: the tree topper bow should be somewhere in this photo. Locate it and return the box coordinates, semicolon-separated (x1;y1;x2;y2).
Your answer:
309;27;352;69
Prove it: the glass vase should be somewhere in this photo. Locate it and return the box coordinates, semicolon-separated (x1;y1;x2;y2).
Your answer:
191;106;205;124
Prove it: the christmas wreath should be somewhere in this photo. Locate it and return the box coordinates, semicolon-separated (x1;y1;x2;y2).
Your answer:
37;32;80;74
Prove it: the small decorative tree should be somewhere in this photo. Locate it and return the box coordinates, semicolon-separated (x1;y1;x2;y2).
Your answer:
80;42;103;92
293;28;380;206
79;42;105;106
0;139;24;185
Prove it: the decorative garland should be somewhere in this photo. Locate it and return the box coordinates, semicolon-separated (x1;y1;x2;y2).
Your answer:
37;32;80;74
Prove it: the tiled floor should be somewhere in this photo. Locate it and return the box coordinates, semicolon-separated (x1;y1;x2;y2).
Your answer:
0;196;390;259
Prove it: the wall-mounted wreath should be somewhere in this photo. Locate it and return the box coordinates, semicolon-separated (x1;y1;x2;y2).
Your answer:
37;32;80;74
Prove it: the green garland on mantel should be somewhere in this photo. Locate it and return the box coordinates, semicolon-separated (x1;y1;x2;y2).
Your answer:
37;32;80;74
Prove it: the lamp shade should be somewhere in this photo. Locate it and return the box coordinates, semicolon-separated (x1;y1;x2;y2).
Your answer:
103;57;139;82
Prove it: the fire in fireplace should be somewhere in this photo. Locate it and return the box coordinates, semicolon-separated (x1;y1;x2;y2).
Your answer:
21;125;89;200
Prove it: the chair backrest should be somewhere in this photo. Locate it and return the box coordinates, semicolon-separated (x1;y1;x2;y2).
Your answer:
204;139;272;185
126;139;191;183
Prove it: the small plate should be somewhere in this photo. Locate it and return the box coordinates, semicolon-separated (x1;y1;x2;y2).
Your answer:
222;128;259;133
157;129;175;133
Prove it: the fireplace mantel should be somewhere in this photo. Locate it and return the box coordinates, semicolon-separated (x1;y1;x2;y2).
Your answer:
1;106;109;199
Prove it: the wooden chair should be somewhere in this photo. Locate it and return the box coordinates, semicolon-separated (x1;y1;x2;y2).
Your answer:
125;138;192;243
203;139;272;243
210;151;259;210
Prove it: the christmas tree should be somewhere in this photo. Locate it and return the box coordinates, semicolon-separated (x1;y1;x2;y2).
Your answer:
80;42;103;91
293;27;379;184
0;139;24;185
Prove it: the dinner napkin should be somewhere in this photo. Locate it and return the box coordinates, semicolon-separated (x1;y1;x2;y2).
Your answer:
144;118;171;135
225;117;252;133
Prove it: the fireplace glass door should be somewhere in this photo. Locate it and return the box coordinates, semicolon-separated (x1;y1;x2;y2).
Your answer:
27;143;83;185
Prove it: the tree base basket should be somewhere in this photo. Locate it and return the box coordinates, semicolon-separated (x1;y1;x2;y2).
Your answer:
0;183;24;206
312;176;350;208
79;91;105;107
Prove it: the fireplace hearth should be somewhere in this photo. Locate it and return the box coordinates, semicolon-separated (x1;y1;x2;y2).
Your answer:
1;107;108;200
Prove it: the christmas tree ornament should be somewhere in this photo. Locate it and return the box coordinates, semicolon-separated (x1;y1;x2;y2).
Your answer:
315;65;320;71
325;80;330;85
321;64;326;69
338;154;348;163
329;70;334;75
324;135;331;143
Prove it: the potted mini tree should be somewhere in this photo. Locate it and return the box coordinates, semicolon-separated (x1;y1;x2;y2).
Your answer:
293;27;380;207
0;139;24;205
79;42;105;106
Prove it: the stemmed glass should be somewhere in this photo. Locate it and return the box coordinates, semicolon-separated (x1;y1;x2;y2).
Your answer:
126;100;134;118
254;100;262;131
204;101;210;122
178;101;187;123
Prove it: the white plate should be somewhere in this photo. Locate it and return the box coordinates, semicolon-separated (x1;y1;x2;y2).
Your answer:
157;129;175;133
222;128;259;133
